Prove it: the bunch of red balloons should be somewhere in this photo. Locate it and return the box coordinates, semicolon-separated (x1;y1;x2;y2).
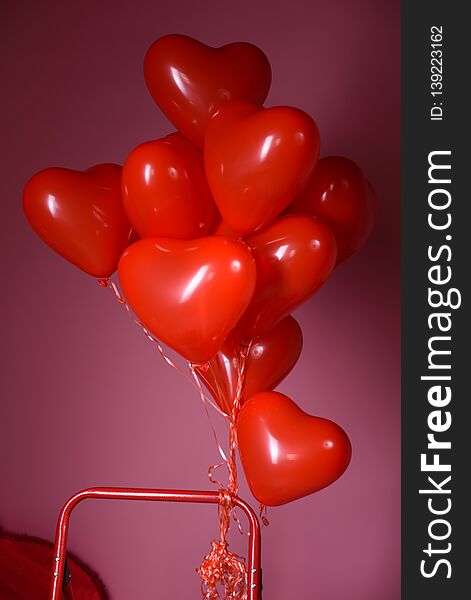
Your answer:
23;35;376;507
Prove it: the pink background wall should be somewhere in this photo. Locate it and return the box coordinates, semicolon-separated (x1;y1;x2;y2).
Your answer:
0;1;400;598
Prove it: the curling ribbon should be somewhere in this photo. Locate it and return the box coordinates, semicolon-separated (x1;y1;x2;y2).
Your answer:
259;504;270;528
98;277;228;417
100;277;252;598
194;337;252;599
197;490;248;600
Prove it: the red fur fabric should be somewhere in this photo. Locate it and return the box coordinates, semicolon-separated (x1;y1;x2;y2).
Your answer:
0;532;107;599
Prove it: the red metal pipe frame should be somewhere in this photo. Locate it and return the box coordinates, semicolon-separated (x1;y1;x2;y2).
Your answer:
49;488;261;600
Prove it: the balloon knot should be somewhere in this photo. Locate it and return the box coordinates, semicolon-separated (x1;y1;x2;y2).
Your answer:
192;361;210;372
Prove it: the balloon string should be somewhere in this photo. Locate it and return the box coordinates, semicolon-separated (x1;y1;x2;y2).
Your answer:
228;337;253;536
189;366;231;470
100;277;250;598
197;490;248;600
190;363;246;536
195;337;253;599
98;277;229;418
259;504;270;528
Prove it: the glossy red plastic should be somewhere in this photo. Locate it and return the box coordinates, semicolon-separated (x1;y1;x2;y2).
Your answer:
122;133;216;239
237;392;352;506
118;236;257;363
237;214;337;337
197;315;303;415
144;34;271;148
23;164;132;278
205;101;320;235
287;156;375;263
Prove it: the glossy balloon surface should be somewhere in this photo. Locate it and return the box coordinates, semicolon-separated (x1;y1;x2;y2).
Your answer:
237;391;352;506
122;133;215;239
23;164;132;278
144;34;271;148
237;214;337;337
204;101;320;234
212;218;239;239
197;315;303;415
118;236;256;363
287;156;375;263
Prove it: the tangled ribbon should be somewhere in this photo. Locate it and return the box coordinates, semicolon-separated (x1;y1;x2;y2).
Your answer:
100;277;252;599
197;490;248;600
192;335;252;599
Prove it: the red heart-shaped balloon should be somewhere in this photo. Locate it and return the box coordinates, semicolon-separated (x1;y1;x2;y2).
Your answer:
118;236;256;363
287;156;375;263
204;101;320;234
23;164;132;278
212;217;239;239
144;35;271;148
197;315;303;415
237;214;337;337
122;133;215;239
238;391;352;506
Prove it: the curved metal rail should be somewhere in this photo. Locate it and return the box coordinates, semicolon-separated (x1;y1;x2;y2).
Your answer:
49;487;261;599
